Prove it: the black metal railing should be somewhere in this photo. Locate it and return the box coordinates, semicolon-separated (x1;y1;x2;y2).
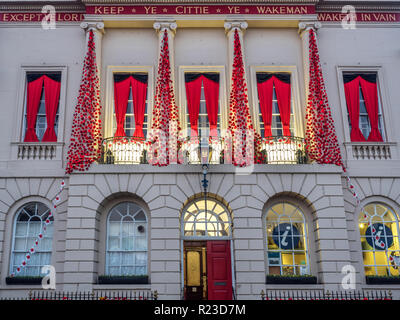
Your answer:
31;290;157;300
259;136;308;164
260;290;392;301
0;290;157;301
98;137;148;165
98;135;308;165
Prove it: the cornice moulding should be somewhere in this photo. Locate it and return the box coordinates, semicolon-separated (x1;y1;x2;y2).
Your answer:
81;0;319;3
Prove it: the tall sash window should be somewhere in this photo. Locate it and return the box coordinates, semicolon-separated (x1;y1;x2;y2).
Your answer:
344;73;384;142
23;73;61;142
256;73;294;138
184;73;220;139
113;73;148;139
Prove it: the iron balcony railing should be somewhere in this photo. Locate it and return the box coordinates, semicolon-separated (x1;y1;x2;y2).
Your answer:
0;290;158;301
98;136;308;165
260;289;392;301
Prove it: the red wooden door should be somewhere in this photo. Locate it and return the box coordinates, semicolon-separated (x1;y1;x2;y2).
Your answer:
207;241;232;300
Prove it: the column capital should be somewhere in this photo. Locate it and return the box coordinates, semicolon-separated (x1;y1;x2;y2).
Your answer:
153;21;177;35
224;20;248;34
80;21;105;34
298;21;321;35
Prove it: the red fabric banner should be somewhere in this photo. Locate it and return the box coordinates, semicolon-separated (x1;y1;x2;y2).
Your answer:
344;77;365;142
41;76;61;142
202;76;219;139
185;76;202;138
257;78;274;138
24;76;44;142
131;77;148;138
359;77;383;142
113;77;131;137
273;76;291;137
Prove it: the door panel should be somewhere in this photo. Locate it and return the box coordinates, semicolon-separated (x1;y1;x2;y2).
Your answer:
207;241;232;300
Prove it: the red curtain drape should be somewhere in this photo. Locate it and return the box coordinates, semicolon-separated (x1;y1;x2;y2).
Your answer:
257;78;274;138
24;76;45;142
359;77;383;142
185;76;202;138
202;76;219;138
131;77;148;139
41;76;61;142
273;76;292;137
344;77;366;142
114;77;131;137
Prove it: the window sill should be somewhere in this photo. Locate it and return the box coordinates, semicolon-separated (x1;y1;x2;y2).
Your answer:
11;142;64;161
97;275;149;285
266;275;318;285
365;276;400;285
5;276;43;285
344;142;396;160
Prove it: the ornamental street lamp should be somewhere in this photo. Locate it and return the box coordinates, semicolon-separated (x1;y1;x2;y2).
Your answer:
198;137;213;236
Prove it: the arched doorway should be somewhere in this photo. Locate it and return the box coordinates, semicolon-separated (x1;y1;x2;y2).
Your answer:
181;196;233;300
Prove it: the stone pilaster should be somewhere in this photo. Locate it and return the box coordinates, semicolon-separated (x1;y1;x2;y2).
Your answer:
80;21;105;80
153;21;177;90
224;21;248;90
298;21;321;104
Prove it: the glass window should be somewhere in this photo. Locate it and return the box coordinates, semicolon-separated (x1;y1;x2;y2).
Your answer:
265;202;310;276
112;74;149;139
185;74;221;140
344;73;385;141
256;74;295;137
182;198;230;238
106;202;148;276
358;203;400;276
10;202;53;276
23;73;60;142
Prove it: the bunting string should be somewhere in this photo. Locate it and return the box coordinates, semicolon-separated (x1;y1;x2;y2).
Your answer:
11;181;66;277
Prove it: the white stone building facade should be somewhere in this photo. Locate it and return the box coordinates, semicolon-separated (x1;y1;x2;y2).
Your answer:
0;0;400;300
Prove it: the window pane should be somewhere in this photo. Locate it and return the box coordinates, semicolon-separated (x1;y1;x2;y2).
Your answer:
11;202;53;276
106;202;148;275
266;202;309;276
359;202;400;276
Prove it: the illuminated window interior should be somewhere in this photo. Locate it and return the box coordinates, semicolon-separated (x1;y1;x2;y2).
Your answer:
358;203;400;276
182;198;230;238
266;202;310;276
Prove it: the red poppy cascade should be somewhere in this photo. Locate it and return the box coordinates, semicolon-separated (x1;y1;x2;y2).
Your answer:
65;29;103;174
305;28;363;201
148;29;181;166
227;28;263;166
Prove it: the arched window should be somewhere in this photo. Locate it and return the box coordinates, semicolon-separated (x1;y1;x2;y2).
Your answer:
10;202;53;276
106;202;148;276
182;198;231;238
358;202;400;276
265;202;310;276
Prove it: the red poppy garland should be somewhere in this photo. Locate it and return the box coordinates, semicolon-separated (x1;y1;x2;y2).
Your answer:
148;29;182;166
306;29;363;209
65;30;103;175
305;28;342;167
11;180;66;277
227;29;263;166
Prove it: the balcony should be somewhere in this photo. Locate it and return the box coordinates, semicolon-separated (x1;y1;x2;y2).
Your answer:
98;136;308;165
